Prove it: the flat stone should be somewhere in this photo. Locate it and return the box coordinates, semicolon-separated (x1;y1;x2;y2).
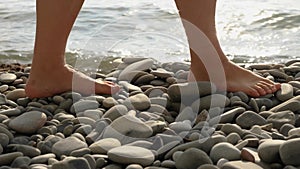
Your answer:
119;81;142;92
78;109;103;121
175;148;212;169
221;124;244;136
276;83;294;101
11;156;31;168
0;152;23;166
280;124;295;136
288;128;300;137
124;93;151;111
118;59;154;81
167;82;217;103
108;145;155;166
267;110;295;130
89;138;121;154
280;138;300;166
0;108;21;116
0;94;7;105
134;74;155;85
258;140;285;163
0;85;9;93
7;144;41;158
70;100;99;113
192;94;230;112
102;105;128;121
220;107;245;124
9;111;47;134
236;111;267;129
103;115;153;139
288;81;300;89
175;107;197;123
210;142;241;163
151;68;174;79
270;95;300;112
52;137;88;157
0;133;9;148
31;153;56;164
102;97;118;109
221;161;263;169
6;89;26;101
52;157;91;169
0;73;17;83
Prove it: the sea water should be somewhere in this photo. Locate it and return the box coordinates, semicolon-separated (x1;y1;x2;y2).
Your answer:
0;0;299;67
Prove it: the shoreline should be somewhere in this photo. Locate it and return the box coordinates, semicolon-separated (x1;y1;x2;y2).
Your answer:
0;58;300;169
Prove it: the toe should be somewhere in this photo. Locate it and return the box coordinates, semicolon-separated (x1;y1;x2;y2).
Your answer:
253;85;267;96
258;82;273;94
244;86;260;97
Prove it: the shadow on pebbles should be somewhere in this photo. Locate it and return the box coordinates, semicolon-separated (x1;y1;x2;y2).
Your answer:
0;59;300;169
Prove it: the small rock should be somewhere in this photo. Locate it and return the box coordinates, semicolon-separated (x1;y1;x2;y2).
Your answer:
6;89;26;101
7;144;41;158
89;138;121;154
275;83;294;101
220;107;245;124
102;97;118;109
70;100;99;114
52;137;88;157
175;148;212;169
124;93;151;111
236;111;267;129
31;153;56;164
175;107;197;123
102;105;128;121
108;145;155;166
11;156;31;168
118;59;154;81
267;110;295;130
119;81;142;92
0;73;17;83
52;157;91;169
258;139;285;163
0;133;9;147
221;161;263;169
192;94;230;112
126;164;143;169
210;142;241;163
280;138;300;166
270;95;300;112
151;68;174;78
9;111;47;134
0;152;23;166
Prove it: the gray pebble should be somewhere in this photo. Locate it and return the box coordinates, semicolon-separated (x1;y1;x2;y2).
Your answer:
276;83;294;101
280;138;300;166
258;140;285;163
210;142;241;163
175;148;212;169
267;110;295;130
236;111;267;129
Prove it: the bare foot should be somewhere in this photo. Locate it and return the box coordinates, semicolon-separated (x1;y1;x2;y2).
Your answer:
25;64;120;98
189;61;281;97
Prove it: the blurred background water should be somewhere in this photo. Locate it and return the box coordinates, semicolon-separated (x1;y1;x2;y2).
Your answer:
0;0;299;68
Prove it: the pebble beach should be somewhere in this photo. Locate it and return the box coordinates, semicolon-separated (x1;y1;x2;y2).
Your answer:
0;58;300;169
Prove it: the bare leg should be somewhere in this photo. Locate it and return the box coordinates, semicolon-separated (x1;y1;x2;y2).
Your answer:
25;0;119;98
175;0;280;97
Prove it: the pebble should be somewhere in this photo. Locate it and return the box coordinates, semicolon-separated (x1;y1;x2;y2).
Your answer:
8;144;41;157
0;85;9;93
267;110;295;129
31;153;56;164
270;95;300;112
221;161;263;169
103;114;153;139
276;83;294;101
124;93;151;111
11;156;31;168
89;138;121;154
102;105;128;121
279;138;300;166
175;148;212;169
0;94;7;105
108;145;155;166
9;111;47;134
0;108;22;116
0;73;17;83
151;68;174;78
52;136;88;157
70;100;99;114
52;157;91;169
102;97;119;109
167;82;217;103
175;107;197;123
118;59;154;81
0;152;23;166
210;142;241;163
6;89;26;101
258;140;285;163
220;107;245;124
236;111;267;129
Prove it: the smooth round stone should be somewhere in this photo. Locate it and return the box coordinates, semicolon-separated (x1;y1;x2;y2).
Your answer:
149;97;168;107
0;144;2;154
276;83;294;101
31;153;56;164
134;73;155;85
70;100;99;114
7;144;41;158
118;59;154;81
70;148;91;157
167;82;217;102
258;140;285;163
288;128;300;137
11;156;31;168
192;94;230;112
280;123;295;136
102;97;118;109
0;152;23;166
0;73;17;83
161;160;175;168
280;138;300;166
0;133;9;147
220;124;244;136
169;121;191;134
220;107;245;124
126;164;143;169
9;111;47;134
52;157;91;169
119;81;142;92
270;95;300;112
0;85;9;93
151;68;174;79
108;145;155;166
126;140;153;149
0;94;7;105
236;111;267;129
52;136;88;157
102;105;128;121
288;81;300;89
198;164;219;169
210;142;241;163
103;115;153;139
6;89;26;101
175;148;212;169
125;93;151;111
89;138;121;154
267;110;295;130
175;107;197;123
78;109;103;121
221;161;263;169
0;108;21;116
226;133;241;145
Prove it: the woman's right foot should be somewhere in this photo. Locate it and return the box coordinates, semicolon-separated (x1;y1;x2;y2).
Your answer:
25;64;119;98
